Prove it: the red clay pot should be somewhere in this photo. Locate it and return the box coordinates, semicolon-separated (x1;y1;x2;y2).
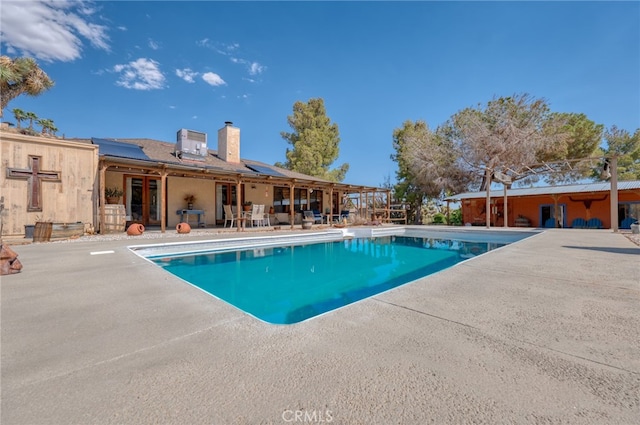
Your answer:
176;222;191;234
126;223;145;236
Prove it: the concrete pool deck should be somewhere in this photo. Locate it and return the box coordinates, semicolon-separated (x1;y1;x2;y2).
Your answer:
2;227;639;424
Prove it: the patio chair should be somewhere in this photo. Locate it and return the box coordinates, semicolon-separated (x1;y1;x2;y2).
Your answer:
304;210;323;224
586;217;603;229
544;217;556;228
262;205;271;227
250;204;265;227
223;204;237;228
571;217;586;229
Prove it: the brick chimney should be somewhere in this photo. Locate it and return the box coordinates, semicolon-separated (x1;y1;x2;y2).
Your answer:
217;121;240;163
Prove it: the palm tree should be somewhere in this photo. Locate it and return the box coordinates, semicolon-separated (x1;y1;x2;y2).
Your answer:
37;118;51;134
12;108;26;129
25;111;38;131
39;118;57;136
0;56;54;118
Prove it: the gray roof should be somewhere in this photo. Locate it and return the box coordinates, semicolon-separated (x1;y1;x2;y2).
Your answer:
68;137;381;190
445;180;640;200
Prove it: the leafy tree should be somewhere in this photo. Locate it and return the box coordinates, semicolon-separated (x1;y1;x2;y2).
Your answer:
277;98;349;182
392;120;472;223
441;93;599;189
0;56;54;118
538;112;603;183
12;107;26;128
391;120;427;223
601;125;640;180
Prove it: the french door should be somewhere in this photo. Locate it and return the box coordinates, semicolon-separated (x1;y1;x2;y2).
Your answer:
126;176;162;226
216;183;238;225
540;204;566;228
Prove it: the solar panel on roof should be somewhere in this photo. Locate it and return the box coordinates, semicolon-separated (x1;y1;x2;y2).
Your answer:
246;164;287;177
92;138;150;161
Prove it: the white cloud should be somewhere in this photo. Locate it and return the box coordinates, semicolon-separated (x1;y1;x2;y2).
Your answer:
202;72;226;87
249;62;264;76
176;68;198;83
113;58;166;90
148;39;160;50
230;57;265;77
0;0;110;62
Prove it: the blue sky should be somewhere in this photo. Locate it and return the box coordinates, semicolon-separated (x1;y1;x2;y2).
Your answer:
2;1;638;188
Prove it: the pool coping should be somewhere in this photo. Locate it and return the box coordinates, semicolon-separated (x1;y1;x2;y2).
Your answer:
132;227;541;325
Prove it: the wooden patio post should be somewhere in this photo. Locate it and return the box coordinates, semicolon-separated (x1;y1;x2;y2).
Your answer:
485;168;491;229
289;182;295;230
160;168;167;233
551;195;561;228
387;189;391;223
236;179;242;232
503;184;508;228
99;162;107;234
610;156;618;232
329;185;334;227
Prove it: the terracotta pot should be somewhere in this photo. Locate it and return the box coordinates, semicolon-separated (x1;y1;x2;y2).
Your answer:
127;223;145;236
176;222;191;234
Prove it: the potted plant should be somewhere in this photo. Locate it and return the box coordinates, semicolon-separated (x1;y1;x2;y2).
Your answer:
243;201;252;212
184;194;196;210
105;187;123;204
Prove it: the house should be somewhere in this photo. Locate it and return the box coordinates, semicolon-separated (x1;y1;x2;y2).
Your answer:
1;122;390;237
445;181;640;229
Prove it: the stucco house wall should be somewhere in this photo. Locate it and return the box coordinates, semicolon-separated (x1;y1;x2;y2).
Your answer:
460;188;640;228
1;131;99;237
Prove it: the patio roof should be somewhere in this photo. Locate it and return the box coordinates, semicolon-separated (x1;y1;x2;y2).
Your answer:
81;137;384;193
445;180;640;201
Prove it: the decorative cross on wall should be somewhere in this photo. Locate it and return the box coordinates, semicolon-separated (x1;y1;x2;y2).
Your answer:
6;155;61;212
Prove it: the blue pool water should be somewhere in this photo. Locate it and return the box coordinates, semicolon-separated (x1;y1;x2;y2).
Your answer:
151;235;506;324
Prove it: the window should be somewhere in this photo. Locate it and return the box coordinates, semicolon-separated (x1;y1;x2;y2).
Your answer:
619;202;640;228
273;187;322;213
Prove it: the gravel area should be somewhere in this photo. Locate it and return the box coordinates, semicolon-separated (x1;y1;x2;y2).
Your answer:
624;231;640;246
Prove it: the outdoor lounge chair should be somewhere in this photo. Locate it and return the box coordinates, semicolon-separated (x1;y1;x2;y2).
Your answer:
544;217;556;228
223;204;237;228
571;217;586;229
586;218;603;229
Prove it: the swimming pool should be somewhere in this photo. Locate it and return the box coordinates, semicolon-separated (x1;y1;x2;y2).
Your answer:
133;228;537;324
